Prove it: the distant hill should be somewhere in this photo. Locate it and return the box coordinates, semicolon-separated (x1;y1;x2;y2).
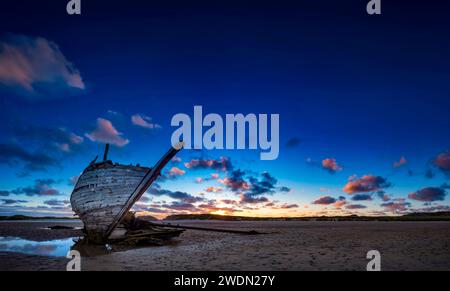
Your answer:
136;215;159;221
404;211;450;217
2;212;450;222
164;212;450;222
399;211;450;221
0;215;77;221
165;214;275;221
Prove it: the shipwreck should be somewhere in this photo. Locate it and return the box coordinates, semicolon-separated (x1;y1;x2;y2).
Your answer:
70;142;184;244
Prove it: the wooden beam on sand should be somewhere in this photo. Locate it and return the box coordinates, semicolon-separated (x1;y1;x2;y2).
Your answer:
147;222;265;235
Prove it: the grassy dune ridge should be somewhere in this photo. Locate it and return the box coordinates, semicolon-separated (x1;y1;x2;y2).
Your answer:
163;212;450;221
2;212;450;222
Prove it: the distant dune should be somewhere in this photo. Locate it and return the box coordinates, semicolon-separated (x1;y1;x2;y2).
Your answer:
164;212;450;221
2;212;450;222
135;215;158;221
0;215;77;221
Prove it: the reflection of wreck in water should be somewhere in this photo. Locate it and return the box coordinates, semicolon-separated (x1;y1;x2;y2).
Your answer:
70;142;184;244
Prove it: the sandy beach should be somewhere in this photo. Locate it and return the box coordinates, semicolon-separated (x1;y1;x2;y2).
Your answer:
1;220;450;271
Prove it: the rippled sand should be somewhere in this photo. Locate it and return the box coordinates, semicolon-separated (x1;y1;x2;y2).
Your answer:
1;220;450;271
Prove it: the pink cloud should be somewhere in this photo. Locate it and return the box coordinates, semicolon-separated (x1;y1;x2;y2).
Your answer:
268;203;299;209
54;130;84;153
58;143;70;153
184;157;232;172
195;173;220;184
312;196;337;205
381;200;411;213
393;156;407;168
219;177;250;192
85;118;130;147
12;179;62;196
55;131;83;153
343;175;390;194
167;167;186;177
0;34;84;95
333;200;347;208
205;186;223;193
221;199;238;205
345;204;367;210
171;156;182;163
312;196;347;208
69;133;84;144
131;114;161;129
239;194;269;204
322;158;343;173
378;192;391;202
408;187;446;202
434;151;450;172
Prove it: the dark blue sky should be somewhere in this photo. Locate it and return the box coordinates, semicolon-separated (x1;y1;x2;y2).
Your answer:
0;0;449;217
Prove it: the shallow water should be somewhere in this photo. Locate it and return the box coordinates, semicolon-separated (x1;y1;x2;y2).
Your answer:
0;220;81;223
0;237;76;257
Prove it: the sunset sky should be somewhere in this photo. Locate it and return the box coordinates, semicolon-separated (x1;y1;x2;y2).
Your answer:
0;0;449;218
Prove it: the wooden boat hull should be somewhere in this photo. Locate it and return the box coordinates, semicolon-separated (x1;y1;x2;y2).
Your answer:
70;142;184;244
71;163;149;243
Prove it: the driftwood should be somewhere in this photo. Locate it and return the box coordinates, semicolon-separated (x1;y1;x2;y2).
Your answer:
147;222;264;235
80;213;185;246
48;225;76;230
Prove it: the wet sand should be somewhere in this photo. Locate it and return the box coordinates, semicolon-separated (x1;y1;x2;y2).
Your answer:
1;220;450;271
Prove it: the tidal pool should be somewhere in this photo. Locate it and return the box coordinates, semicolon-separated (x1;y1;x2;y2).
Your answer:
0;237;76;257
